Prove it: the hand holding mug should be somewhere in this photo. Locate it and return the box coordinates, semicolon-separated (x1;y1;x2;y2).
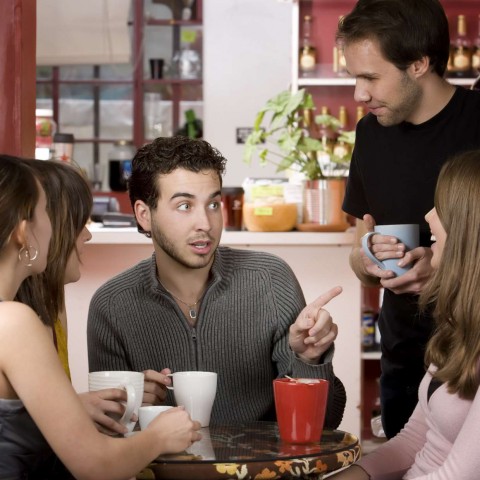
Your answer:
142;368;172;405
147;406;202;454
361;224;419;277
78;388;132;435
380;245;434;295
88;371;144;435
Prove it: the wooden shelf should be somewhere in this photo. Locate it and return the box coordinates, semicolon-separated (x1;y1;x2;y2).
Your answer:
143;78;202;86
36;79;132;85
361;351;381;361
298;64;478;87
36;0;204;160
144;18;202;27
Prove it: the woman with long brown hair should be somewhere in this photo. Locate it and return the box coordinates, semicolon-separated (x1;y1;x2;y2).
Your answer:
333;150;480;479
16;159;135;435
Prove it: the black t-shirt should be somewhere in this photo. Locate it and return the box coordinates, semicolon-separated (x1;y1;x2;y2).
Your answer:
343;86;480;376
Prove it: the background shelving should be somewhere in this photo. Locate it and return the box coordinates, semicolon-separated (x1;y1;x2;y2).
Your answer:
36;0;203;187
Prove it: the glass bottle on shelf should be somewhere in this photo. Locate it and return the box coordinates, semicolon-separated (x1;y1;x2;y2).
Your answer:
318;106;336;153
144;92;165;140
299;15;317;74
317;106;336;176
356;106;366;123
332;106;350;161
181;0;194;21
450;14;472;77
172;29;201;79
301;107;320;172
472;14;480;74
302;107;319;138
172;43;201;79
333;16;348;76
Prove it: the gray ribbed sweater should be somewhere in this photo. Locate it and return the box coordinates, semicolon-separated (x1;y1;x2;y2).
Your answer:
87;246;346;428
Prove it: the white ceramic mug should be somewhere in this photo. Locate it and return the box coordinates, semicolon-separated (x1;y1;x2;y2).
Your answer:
361;224;419;276
88;371;144;434
138;405;173;430
186;427;215;460
167;371;217;427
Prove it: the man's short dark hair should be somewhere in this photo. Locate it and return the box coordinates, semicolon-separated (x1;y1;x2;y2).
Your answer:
336;0;450;77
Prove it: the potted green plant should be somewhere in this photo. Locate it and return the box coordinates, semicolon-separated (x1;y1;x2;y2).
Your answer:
243;89;355;229
243;88;354;180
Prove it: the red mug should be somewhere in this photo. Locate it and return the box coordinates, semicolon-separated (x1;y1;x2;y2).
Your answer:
273;378;329;444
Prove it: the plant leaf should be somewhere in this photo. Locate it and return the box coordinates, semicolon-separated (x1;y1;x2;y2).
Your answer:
278;129;302;153
253;110;266;130
258;148;269;166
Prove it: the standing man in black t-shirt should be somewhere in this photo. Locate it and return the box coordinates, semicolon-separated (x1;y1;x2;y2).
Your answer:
336;0;480;439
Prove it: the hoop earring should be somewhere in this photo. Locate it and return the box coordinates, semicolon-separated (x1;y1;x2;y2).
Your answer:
18;245;39;267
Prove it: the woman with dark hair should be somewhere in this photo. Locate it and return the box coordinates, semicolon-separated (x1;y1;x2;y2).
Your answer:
0;155;200;479
332;150;480;479
17;160;132;435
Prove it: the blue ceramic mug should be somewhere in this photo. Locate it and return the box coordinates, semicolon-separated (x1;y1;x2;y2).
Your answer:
361;224;419;276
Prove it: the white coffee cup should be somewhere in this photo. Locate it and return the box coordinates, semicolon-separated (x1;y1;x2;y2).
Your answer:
186;427;215;460
138;405;173;430
88;371;144;434
167;371;217;427
361;224;419;276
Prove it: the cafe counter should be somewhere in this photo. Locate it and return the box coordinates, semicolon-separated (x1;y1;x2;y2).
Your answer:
65;226;361;438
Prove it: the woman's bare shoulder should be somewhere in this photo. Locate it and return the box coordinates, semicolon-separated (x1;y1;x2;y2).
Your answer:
0;301;41;329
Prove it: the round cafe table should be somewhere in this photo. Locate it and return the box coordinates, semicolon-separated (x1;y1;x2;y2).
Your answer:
136;421;360;480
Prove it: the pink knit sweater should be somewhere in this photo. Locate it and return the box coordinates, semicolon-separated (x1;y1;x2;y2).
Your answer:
359;366;477;479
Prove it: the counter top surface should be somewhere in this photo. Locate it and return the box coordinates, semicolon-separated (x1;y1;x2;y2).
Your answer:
87;224;355;246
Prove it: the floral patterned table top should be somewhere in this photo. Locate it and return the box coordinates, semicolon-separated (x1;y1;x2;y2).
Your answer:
136;421;360;480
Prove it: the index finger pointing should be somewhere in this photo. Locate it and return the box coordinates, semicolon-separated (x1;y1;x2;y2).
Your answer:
309;286;343;311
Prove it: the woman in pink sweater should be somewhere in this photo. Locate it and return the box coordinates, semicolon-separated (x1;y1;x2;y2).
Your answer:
333;149;480;479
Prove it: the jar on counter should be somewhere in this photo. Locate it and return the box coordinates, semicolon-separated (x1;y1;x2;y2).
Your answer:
35;109;57;160
108;140;136;192
221;187;244;231
53;133;75;163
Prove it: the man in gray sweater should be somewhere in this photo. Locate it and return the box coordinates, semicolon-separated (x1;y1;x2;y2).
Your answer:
87;136;346;428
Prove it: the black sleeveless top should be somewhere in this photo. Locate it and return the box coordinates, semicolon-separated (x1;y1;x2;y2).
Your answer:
0;301;71;479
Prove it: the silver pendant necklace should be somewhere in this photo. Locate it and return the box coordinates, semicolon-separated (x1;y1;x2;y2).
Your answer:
165;289;202;320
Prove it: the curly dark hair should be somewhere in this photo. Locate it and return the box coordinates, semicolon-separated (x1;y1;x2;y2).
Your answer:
128;136;227;236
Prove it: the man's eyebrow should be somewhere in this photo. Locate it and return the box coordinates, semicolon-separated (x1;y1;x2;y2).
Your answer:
357;72;379;80
170;192;194;200
170;190;222;200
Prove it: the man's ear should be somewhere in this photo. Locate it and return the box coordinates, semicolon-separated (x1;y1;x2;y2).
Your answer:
410;56;430;78
134;200;152;233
